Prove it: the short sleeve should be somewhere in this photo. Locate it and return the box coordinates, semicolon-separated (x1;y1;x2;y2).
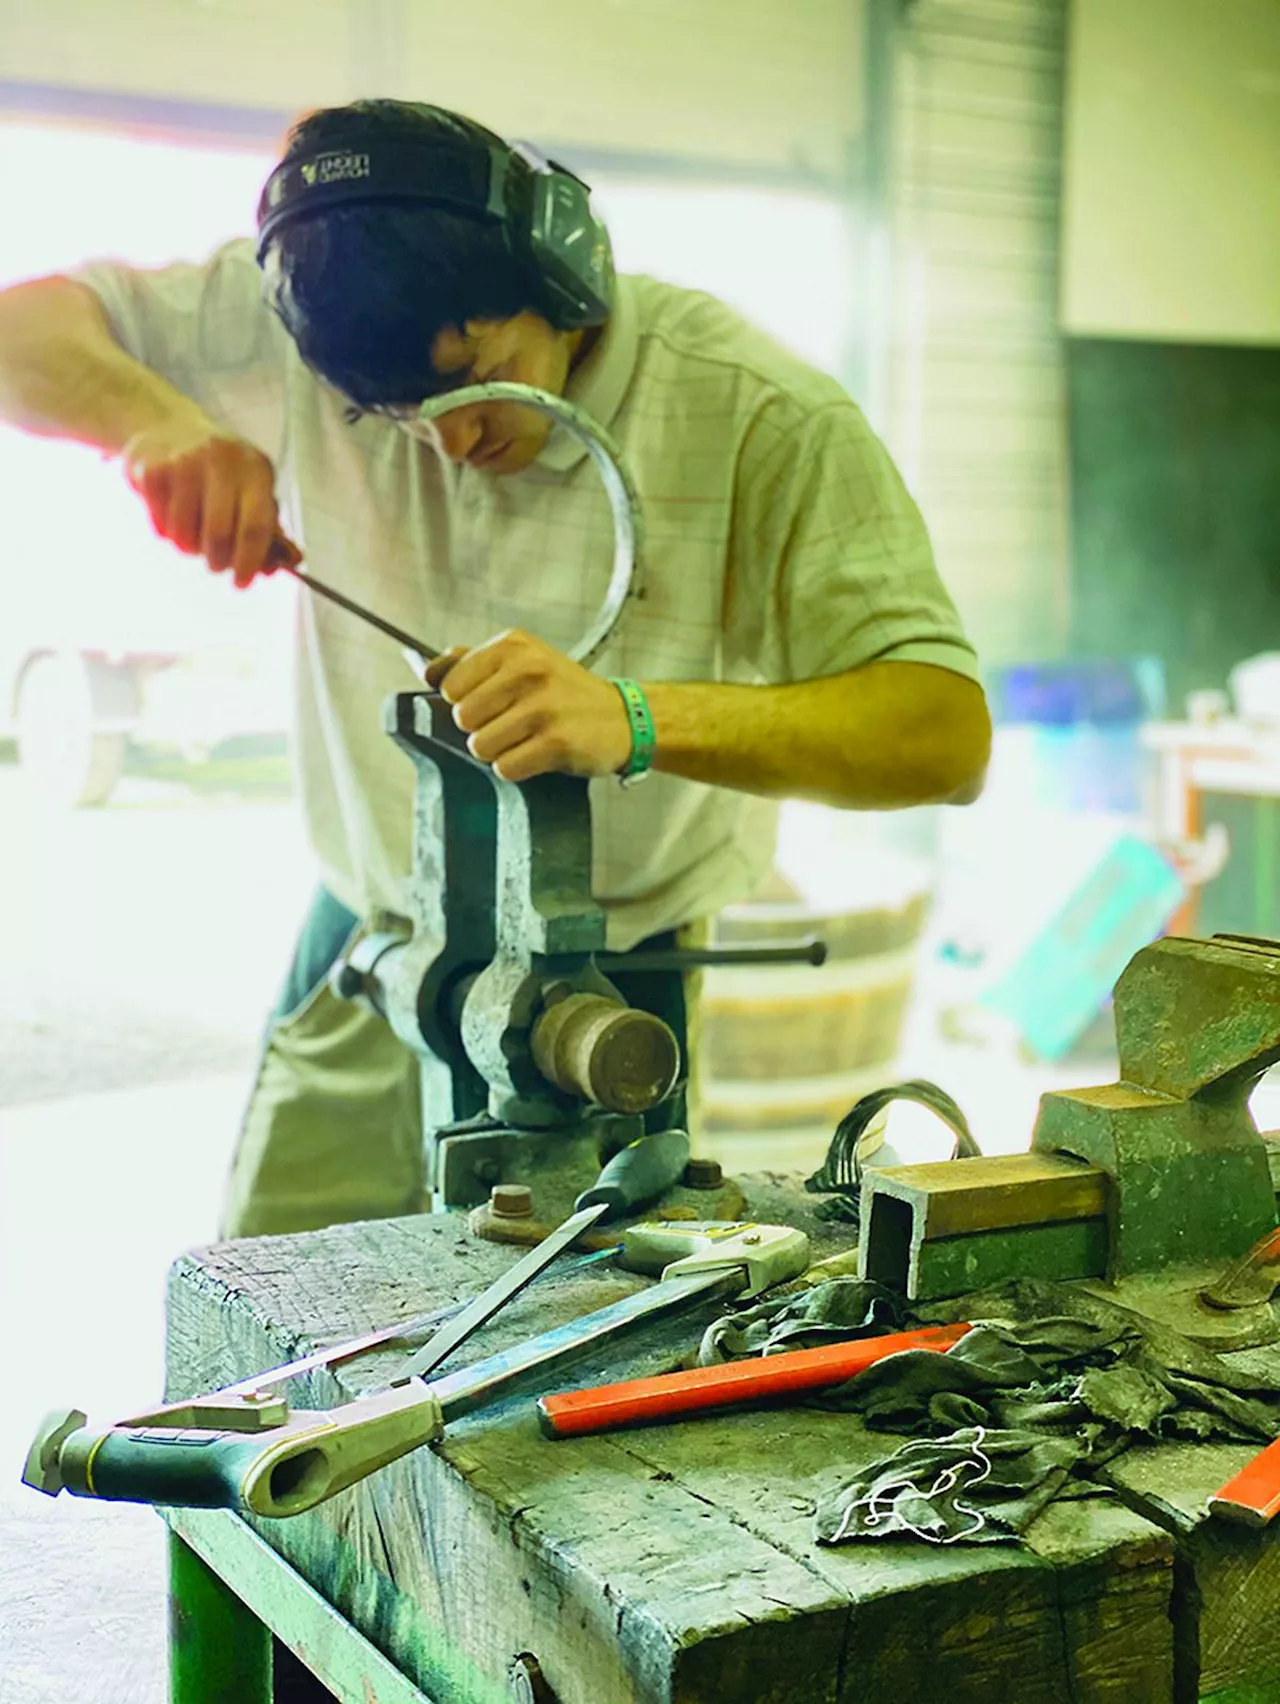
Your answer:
71;238;289;462
726;398;980;686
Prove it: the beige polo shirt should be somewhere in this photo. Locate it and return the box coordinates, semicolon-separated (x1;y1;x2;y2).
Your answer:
76;239;979;949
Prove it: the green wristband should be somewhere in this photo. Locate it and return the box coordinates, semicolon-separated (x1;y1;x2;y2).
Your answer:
609;678;656;783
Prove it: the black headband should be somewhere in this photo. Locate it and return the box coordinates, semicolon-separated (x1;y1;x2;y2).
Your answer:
256;140;512;256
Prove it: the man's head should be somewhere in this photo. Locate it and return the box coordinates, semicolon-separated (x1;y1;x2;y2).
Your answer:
257;100;613;473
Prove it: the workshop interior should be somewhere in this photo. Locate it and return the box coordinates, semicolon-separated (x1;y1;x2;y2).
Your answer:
2;1;1280;1701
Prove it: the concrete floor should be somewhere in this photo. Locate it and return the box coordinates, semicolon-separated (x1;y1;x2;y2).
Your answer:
0;1074;263;1702
0;752;1128;1702
1;756;305;1702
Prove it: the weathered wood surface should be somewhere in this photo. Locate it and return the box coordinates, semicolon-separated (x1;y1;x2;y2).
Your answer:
1102;1438;1280;1701
166;1174;1176;1704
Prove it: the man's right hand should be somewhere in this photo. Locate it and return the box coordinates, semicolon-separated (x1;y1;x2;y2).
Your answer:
121;406;301;588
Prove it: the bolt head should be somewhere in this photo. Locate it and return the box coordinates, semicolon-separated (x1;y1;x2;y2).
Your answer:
682;1156;723;1190
491;1183;535;1219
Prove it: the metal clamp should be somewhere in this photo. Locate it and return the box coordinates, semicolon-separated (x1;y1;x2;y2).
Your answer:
415;382;643;665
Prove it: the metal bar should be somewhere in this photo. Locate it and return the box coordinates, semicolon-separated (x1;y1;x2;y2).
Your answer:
169;1525;272;1704
596;939;828;974
433;1267;743;1423
392;1202;608;1381
284;566;440;663
862;1151;1110;1240
221;1244;623;1397
217;1298;469;1398
164;1509;444;1704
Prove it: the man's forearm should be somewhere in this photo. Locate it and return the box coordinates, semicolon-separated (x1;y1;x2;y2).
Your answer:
642;661;991;809
0;276;193;452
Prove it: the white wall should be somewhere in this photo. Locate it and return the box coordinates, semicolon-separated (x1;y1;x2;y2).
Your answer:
0;0;863;179
1062;0;1280;344
596;181;852;374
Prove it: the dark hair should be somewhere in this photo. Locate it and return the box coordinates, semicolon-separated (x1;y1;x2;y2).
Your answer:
264;100;537;409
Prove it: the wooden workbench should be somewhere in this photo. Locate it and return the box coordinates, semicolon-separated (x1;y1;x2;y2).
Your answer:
163;1175;1279;1704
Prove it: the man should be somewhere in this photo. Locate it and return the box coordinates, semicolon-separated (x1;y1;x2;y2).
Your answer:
0;100;990;1238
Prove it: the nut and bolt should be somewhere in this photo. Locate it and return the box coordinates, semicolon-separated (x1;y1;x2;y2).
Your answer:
682;1156;723;1190
489;1184;535;1220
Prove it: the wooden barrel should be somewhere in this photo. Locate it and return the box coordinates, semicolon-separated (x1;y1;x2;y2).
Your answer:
698;891;930;1166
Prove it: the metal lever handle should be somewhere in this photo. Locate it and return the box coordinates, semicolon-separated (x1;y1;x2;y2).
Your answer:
595;939;828;975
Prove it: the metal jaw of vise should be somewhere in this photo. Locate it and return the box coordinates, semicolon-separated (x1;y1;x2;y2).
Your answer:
859;934;1280;1345
334;691;687;1209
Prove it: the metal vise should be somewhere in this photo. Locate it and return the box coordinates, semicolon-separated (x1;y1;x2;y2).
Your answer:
330;378;674;1209
334;692;684;1209
859;935;1280;1336
329;380;823;1213
335;696;824;1212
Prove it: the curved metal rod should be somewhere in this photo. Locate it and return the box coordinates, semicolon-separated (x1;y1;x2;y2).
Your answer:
415;381;643;666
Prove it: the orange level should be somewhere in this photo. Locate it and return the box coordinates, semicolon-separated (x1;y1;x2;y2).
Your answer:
537;1320;972;1438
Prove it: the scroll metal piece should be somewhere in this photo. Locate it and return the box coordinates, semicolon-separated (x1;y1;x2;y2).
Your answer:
415;381;643;665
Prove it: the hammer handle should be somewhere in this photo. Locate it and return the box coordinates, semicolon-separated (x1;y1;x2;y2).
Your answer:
536;1321;972;1438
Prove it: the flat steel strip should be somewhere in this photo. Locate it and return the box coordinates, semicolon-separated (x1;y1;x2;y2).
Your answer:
432;1267;743;1423
393;1202;610;1383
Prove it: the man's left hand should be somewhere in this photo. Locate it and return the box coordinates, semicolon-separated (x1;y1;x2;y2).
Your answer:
425;629;632;782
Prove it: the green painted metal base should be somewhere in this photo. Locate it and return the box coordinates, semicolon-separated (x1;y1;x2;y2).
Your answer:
164;1507;440;1704
1199;1674;1280;1704
912;1217;1109;1300
169;1525;272;1704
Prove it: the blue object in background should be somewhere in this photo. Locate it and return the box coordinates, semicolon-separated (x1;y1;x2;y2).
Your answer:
1024;724;1147;815
985;657;1166;726
978;834;1185;1062
984;657;1167;816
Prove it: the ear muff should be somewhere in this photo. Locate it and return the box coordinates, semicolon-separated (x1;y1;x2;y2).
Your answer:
509;143;615;330
255;134;613;331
